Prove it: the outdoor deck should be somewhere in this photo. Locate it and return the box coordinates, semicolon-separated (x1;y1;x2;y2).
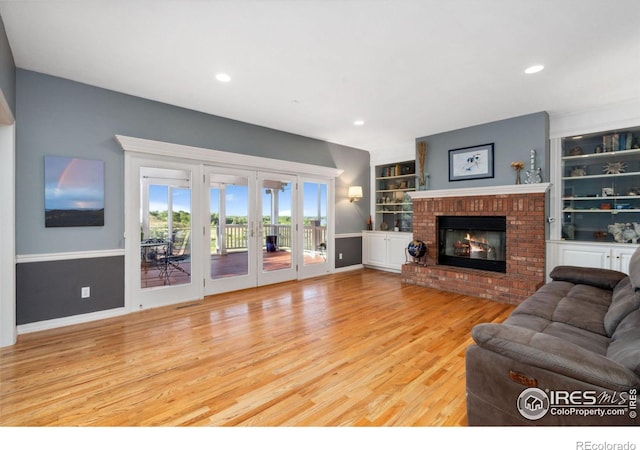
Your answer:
142;250;326;288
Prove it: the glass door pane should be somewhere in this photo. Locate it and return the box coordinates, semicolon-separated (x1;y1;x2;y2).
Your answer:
205;169;256;295
258;173;297;286
140;167;191;290
302;181;328;267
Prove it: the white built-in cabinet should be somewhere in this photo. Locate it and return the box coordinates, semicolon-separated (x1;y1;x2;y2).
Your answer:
546;241;637;275
547;117;640;278
362;231;412;272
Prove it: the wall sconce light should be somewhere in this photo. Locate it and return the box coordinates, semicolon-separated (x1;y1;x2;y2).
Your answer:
348;185;363;203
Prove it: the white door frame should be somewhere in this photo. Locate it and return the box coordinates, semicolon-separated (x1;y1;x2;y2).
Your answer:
124;153;203;311
119;135;343;308
204;166;258;296
0;90;15;347
298;176;335;279
257;172;299;286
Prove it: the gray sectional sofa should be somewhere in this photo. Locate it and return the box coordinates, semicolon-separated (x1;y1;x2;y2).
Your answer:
466;247;640;426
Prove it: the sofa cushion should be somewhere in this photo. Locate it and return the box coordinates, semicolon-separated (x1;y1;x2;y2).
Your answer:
508;281;572;322
607;309;640;377
629;247;640;291
508;280;610;336
550;265;626;290
604;277;640;337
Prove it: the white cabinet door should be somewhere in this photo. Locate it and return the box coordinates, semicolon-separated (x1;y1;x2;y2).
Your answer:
362;231;412;272
558;244;610;269
551;242;638;275
388;233;410;268
613;248;637;274
364;232;388;267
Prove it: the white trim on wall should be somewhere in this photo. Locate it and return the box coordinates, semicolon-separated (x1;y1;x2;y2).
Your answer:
116;135;344;179
0;88;15;347
335;232;363;239
408;182;551;199
16;249;125;264
17;306;128;335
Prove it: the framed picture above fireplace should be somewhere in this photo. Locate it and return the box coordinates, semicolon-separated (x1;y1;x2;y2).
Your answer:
448;143;494;181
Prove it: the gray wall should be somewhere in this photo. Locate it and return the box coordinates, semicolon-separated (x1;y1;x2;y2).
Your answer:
335;236;362;268
16;69;370;255
15;69;369;324
417;112;549;190
16;256;124;325
0;14;15;114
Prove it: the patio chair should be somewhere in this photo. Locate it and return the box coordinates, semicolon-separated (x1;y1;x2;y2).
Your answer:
162;231;191;280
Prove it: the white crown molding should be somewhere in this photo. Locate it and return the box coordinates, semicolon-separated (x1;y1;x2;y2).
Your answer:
16;249;125;264
408;183;551;199
116;135;344;179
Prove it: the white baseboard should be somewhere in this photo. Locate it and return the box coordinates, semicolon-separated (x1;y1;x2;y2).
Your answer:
334;264;364;273
17;307;128;335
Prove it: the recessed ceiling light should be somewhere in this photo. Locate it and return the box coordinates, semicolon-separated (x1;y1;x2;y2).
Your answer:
354;120;365;126
572;135;583;140
524;65;544;74
215;73;231;83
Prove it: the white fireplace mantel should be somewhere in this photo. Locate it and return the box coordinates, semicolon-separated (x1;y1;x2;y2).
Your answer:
408;183;551;199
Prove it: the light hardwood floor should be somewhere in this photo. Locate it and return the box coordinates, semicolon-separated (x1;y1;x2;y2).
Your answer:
0;268;514;426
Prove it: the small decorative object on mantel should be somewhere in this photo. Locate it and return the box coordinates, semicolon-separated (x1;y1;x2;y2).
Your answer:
510;161;524;184
524;149;543;184
366;215;373;230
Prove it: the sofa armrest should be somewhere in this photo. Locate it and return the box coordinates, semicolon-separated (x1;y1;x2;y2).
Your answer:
472;323;639;391
549;265;626;290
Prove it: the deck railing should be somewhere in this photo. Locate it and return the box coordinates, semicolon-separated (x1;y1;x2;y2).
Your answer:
148;224;326;253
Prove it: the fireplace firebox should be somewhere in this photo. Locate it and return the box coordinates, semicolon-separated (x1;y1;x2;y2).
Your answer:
438;216;506;273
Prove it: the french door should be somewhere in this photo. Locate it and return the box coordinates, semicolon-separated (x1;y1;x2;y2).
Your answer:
126;151;334;309
257;172;298;286
127;157;202;310
205;167;257;295
299;178;331;279
204;169;301;295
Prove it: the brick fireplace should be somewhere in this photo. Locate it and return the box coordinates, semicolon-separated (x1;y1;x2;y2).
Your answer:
402;184;550;305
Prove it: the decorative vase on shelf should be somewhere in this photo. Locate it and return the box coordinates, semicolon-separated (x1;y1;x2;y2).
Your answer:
515;169;522;184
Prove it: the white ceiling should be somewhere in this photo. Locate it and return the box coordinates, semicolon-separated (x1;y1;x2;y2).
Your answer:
1;0;639;158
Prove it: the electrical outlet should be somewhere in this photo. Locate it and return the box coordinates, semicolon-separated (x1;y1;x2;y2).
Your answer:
81;286;91;299
339;253;343;260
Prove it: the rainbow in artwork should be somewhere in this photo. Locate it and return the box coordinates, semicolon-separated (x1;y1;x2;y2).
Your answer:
44;156;105;227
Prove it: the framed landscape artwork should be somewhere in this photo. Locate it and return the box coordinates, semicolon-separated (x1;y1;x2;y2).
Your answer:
449;143;494;181
44;156;105;227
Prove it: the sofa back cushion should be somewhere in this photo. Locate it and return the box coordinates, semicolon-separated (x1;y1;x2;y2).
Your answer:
605;277;640;336
550;265;626;290
607;309;640;377
628;245;640;291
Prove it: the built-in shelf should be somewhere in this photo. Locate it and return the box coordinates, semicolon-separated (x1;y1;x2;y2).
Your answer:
563;209;640;213
562;171;640;181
